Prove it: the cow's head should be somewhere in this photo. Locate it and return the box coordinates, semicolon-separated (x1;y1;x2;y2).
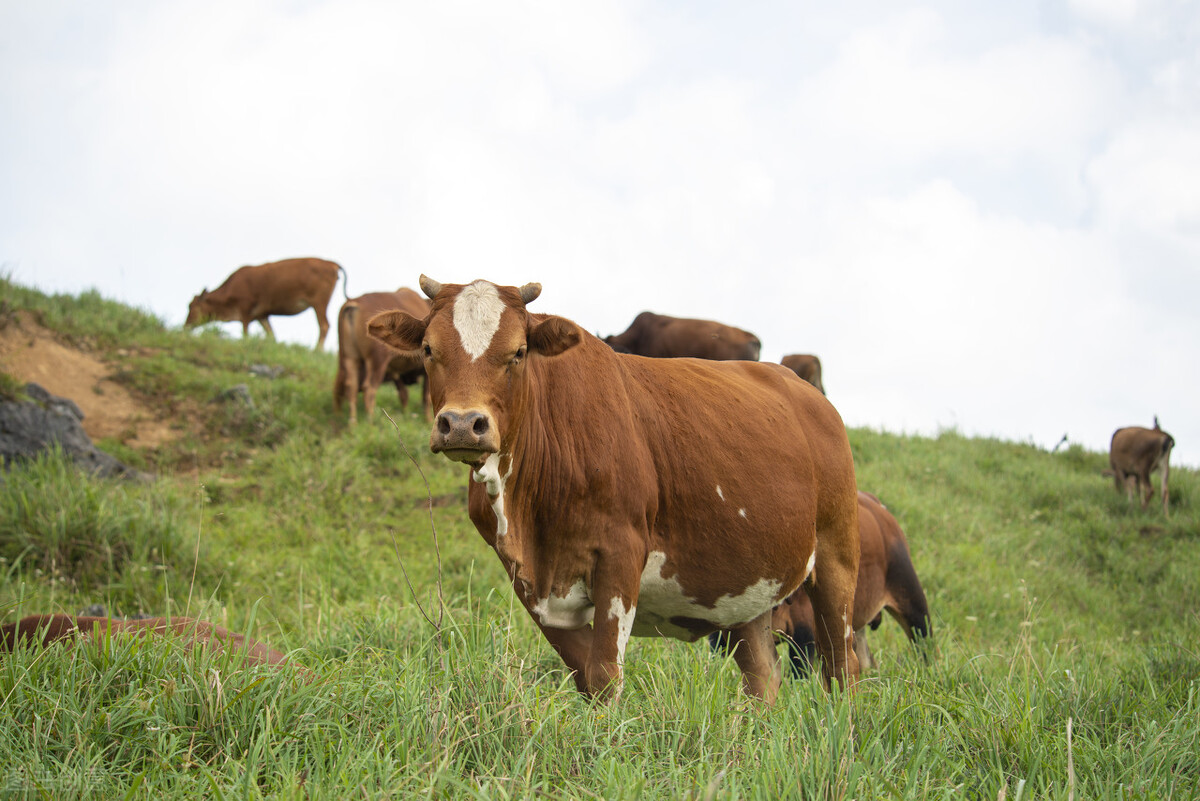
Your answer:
184;290;212;328
368;275;581;466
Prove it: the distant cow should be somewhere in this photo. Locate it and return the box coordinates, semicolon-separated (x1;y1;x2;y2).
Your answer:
1109;417;1174;516
368;276;860;705
185;257;346;350
604;311;761;361
711;491;929;676
780;354;825;395
1;614;298;670
334;289;431;424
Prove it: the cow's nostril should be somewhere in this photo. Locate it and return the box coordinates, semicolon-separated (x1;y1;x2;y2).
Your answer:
438;415;452;435
472;415;489;436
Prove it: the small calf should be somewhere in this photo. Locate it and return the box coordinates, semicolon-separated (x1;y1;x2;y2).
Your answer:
1109;417;1174;516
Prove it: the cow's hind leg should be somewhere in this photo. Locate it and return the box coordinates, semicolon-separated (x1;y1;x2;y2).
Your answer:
342;358;362;425
362;361;389;420
314;307;330;351
805;517;861;690
1160;459;1171;517
725;609;783;703
259;317;276;340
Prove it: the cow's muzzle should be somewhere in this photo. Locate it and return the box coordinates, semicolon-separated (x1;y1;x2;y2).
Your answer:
431;409;498;464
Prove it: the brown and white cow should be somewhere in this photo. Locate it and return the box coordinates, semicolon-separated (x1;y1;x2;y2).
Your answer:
185;257;346;350
765;491;930;676
368;276;860;704
781;354;825;395
1109;417;1174;516
604;311;762;361
334;289;431;424
1;614;300;671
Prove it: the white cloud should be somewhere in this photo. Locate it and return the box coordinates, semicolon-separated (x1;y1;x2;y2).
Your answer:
1086;118;1200;240
2;1;1199;466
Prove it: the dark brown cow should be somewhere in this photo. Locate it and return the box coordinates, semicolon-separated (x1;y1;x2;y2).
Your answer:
781;354;825;395
1109;417;1174;516
185;257;346;350
604;311;761;361
368;276;859;704
334;289;431;424
770;491;929;675
1;615;299;670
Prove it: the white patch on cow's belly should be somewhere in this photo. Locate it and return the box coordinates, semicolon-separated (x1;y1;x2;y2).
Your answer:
532;580;595;629
452;280;504;360
471;453;512;536
631;551;783;640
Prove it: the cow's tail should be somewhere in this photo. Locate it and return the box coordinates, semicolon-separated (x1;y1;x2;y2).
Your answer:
338;264;350;299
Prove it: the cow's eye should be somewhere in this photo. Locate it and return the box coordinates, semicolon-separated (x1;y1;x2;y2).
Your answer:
423;343;432;358
512;346;527;365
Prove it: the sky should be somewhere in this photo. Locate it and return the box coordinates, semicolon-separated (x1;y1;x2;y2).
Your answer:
2;0;1198;468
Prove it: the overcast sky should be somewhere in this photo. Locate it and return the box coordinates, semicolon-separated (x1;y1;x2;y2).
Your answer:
2;1;1198;468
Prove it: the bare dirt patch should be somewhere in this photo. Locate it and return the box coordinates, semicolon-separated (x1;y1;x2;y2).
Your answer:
0;312;178;449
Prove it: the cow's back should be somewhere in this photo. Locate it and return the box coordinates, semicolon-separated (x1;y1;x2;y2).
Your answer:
343;290;426;365
609;312;761;361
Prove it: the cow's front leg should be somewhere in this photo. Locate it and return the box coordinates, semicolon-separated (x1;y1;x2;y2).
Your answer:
536;565;637;702
581;575;638;701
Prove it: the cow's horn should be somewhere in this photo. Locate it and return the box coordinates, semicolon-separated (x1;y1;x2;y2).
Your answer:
519;282;542;305
419;274;442;300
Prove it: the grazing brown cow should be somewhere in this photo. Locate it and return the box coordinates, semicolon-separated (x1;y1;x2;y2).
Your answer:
185;257;346;350
781;354;825;395
368;276;860;704
334;289;431;424
1;615;298;670
1109;417;1174;516
772;491;930;675
604;311;761;361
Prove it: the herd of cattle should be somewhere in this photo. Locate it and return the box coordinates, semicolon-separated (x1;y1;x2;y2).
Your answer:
178;257;1175;702
8;258;1169;703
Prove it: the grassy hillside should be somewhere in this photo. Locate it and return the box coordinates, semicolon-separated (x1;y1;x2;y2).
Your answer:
1;277;1197;799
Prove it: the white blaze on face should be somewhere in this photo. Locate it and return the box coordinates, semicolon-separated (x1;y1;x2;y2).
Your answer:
452;280;505;360
632;551;783;639
472;453;512;535
532;580;595;629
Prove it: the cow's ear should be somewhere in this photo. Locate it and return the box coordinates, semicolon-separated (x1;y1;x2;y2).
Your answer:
368;310;426;352
528;316;581;357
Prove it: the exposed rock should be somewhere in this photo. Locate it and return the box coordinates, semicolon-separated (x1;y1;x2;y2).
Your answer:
216;383;254;408
0;382;151;481
248;364;285;379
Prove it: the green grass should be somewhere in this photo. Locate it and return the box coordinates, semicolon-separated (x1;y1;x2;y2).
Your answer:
1;277;1198;799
